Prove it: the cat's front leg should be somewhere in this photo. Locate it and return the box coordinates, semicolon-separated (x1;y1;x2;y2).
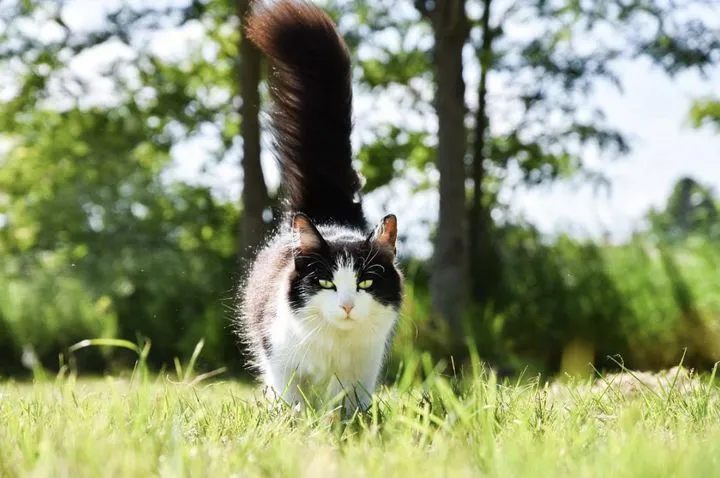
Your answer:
264;362;306;413
321;375;364;416
345;382;373;416
332;368;379;416
342;346;386;415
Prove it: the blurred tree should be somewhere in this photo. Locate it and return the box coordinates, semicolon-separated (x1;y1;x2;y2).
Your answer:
647;177;719;242
414;0;470;338
236;0;271;262
468;0;496;307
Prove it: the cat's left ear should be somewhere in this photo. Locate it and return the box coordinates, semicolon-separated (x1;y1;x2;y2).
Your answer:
369;214;397;254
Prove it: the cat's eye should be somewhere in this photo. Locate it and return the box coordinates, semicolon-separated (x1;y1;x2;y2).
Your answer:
358;279;373;290
318;279;335;289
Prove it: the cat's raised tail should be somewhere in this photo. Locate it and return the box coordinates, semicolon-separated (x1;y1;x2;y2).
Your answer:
246;0;365;228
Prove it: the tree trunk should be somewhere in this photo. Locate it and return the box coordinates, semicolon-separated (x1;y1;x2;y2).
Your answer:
418;0;470;339
469;0;500;304
237;0;269;262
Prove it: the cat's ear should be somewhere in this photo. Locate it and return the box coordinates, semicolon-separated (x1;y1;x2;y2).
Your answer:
369;214;397;254
292;213;326;255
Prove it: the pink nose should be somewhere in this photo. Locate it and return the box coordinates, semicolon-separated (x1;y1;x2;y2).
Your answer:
341;303;354;315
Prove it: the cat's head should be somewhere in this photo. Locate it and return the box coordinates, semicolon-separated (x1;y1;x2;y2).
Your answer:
288;213;403;331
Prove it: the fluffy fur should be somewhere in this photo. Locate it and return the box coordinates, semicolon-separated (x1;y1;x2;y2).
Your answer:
237;0;403;414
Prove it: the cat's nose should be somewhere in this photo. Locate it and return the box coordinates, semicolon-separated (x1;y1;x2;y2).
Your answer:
341;302;354;315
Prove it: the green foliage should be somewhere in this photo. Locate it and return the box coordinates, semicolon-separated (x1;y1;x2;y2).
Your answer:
0;0;242;373
358;127;432;192
394;231;720;375
0;99;241;370
0;259;116;373
690;97;720;132
360;48;431;89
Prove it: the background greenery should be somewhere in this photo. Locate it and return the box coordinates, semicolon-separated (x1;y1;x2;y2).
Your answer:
1;0;719;380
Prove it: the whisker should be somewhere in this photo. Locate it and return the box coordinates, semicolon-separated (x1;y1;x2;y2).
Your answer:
284;320;322;368
365;245;380;267
367;264;386;273
359;243;375;270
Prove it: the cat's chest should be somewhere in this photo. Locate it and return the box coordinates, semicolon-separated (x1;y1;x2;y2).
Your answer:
275;325;377;380
302;332;369;377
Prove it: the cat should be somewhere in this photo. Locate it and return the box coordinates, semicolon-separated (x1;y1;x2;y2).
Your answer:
236;0;403;415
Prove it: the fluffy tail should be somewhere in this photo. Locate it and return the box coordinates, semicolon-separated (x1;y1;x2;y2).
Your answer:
246;0;365;228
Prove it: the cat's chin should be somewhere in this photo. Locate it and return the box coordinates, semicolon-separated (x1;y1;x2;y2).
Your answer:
323;316;360;331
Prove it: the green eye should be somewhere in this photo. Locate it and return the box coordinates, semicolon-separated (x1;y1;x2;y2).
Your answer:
318;279;335;289
358;279;373;290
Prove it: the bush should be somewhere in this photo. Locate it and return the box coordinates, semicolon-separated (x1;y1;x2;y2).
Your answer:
391;229;720;377
0;261;116;374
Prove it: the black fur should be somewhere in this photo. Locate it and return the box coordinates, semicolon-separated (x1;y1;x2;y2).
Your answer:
245;0;364;228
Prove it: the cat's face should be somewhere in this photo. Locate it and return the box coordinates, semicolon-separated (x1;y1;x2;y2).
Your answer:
288;214;402;331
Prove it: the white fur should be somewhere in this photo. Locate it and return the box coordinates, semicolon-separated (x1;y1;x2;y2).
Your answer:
263;257;397;414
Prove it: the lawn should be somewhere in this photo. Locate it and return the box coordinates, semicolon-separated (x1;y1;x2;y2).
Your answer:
1;361;719;477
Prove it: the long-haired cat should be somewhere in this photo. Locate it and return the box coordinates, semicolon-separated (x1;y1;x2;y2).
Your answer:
237;0;403;414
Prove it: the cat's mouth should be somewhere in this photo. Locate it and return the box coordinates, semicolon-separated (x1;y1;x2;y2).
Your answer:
326;314;357;330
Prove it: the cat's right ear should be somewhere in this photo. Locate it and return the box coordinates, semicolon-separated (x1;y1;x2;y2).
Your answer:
368;214;398;255
291;213;326;255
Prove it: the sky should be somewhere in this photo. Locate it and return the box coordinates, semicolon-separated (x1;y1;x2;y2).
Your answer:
15;0;720;258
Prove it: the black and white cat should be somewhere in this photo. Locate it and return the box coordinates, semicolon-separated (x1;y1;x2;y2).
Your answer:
237;0;403;414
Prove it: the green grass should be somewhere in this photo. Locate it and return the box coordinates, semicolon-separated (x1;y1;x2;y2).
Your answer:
2;360;719;477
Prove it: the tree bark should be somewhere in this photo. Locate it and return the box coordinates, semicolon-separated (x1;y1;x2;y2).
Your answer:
469;0;500;304
237;0;269;262
418;0;470;339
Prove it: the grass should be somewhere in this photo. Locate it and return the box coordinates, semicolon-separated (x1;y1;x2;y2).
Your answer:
1;357;719;477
